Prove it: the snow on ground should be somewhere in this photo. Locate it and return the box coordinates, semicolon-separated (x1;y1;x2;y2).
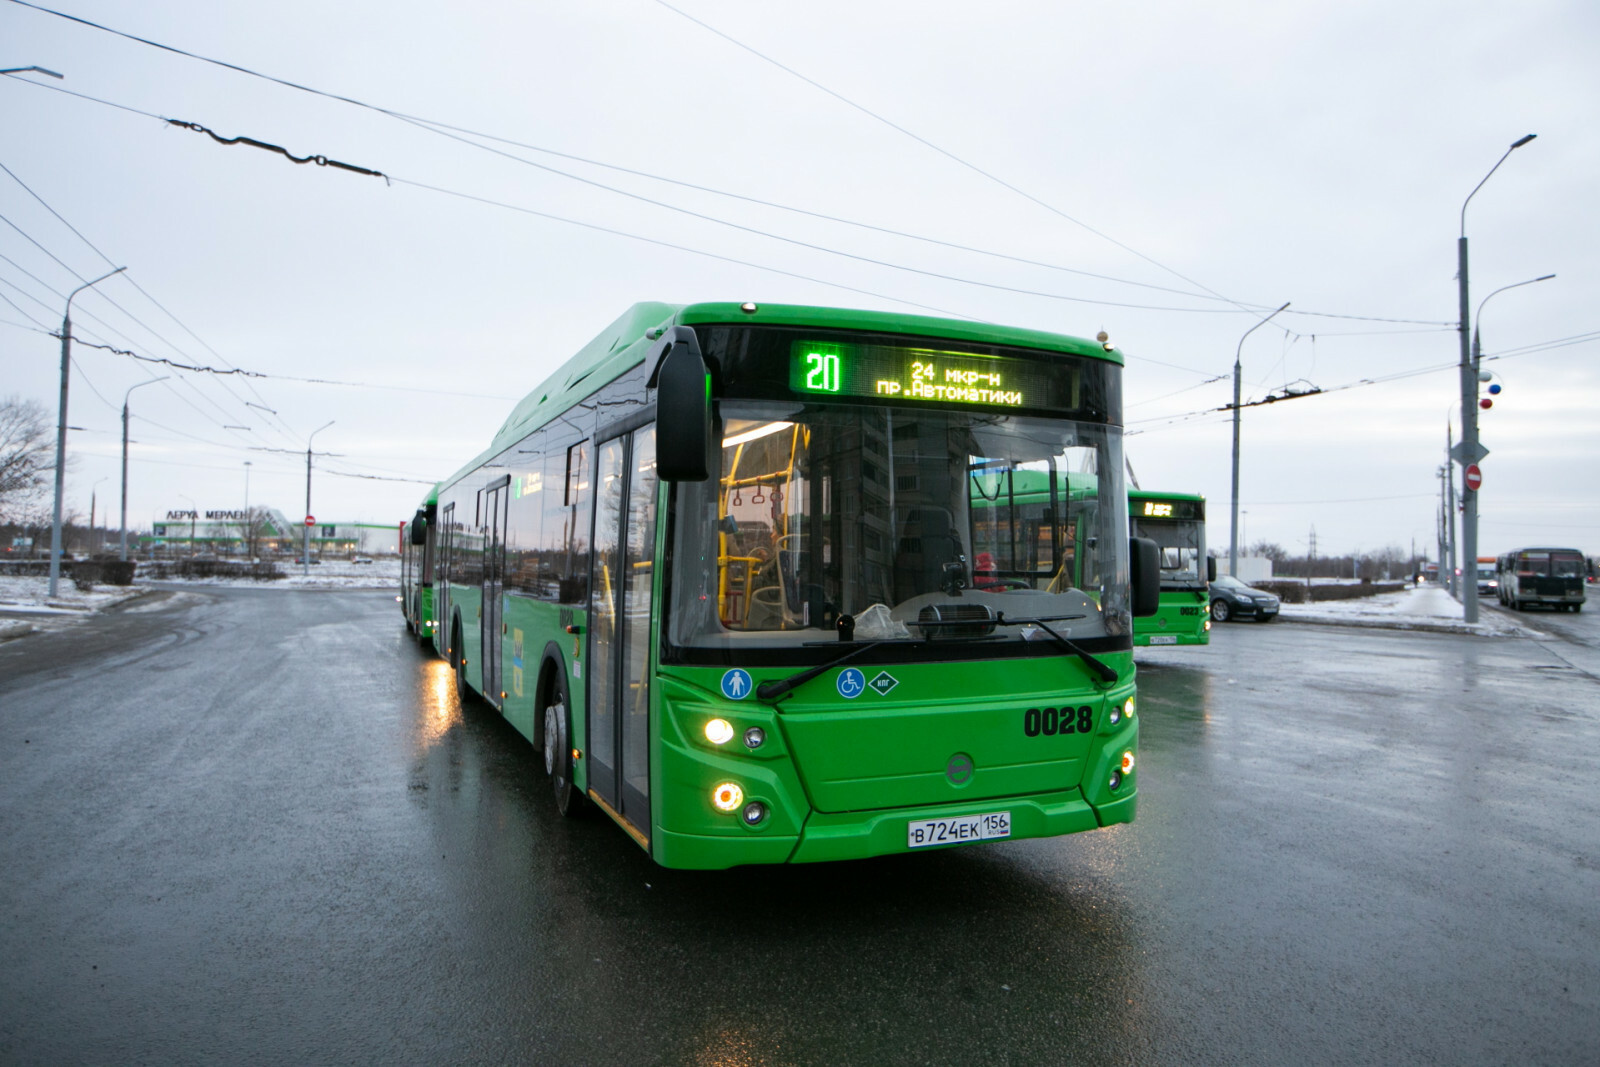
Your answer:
0;559;402;641
0;576;151;640
153;558;404;591
1277;582;1543;637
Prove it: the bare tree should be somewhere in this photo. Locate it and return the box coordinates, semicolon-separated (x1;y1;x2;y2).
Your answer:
0;395;53;520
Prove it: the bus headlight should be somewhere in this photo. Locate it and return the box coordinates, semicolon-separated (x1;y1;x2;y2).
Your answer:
712;782;744;812
704;718;734;745
742;801;768;825
744;726;766;749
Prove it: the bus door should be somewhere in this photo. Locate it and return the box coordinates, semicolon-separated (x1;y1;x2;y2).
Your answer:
481;476;510;708
438;502;455;654
587;425;659;836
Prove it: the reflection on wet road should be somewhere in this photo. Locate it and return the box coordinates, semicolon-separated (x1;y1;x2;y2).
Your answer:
1;589;1595;1064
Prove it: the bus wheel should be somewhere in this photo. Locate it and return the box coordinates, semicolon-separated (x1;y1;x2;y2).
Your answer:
543;679;581;817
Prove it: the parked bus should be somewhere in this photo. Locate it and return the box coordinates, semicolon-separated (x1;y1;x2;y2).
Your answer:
422;301;1158;869
1127;491;1211;646
400;484;439;648
1496;547;1586;612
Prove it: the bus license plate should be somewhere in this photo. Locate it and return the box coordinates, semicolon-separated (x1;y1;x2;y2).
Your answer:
1149;635;1178;644
908;811;1011;849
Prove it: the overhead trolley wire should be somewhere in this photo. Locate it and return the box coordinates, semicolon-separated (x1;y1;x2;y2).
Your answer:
0;151;308;453
3;0;1451;329
0;153;307;448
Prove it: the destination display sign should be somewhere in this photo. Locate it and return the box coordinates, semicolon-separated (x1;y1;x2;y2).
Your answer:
1135;497;1205;522
789;340;1078;411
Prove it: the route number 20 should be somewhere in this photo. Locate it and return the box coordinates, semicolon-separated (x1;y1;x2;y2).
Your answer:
804;351;841;393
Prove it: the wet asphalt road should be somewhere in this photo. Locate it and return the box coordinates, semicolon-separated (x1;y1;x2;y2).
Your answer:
1;586;1597;1065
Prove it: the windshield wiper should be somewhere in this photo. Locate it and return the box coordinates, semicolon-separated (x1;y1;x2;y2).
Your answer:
993;612;1118;685
756;640;892;703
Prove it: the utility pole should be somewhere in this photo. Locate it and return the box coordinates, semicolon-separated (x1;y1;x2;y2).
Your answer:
120;377;166;562
1457;134;1536;623
303;421;334;576
1229;301;1291;578
1445;426;1459;598
48;266;126;596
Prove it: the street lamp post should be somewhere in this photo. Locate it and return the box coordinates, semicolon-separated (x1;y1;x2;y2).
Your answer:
48;266;126;596
1229;301;1291;578
1457;134;1536;624
120;376;166;562
304;421;334;576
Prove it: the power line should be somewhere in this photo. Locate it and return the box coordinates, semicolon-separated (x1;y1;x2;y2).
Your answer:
3;1;1451;329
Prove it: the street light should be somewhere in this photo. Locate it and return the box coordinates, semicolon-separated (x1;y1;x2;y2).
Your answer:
119;376;166;561
1229;301;1291;577
303;421;334;575
1456;133;1536;624
48;266;127;596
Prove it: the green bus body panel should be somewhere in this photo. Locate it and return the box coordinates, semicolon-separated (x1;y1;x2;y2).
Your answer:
422;302;1136;869
1133;589;1210;646
649;659;1138;870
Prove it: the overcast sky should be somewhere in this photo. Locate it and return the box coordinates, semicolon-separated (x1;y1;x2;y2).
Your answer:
3;0;1596;560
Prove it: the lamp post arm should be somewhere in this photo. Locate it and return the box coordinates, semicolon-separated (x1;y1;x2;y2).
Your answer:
1228;301;1290;577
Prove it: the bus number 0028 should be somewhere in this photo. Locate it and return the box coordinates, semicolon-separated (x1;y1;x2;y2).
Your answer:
1023;706;1093;737
804;351;841;393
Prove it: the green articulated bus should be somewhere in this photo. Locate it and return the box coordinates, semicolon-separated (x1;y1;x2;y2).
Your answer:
411;301;1159;869
401;483;439;648
1128;491;1211;646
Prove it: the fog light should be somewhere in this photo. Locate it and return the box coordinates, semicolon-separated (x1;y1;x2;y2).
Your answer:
712;782;743;812
704;718;734;745
742;801;767;825
744;726;765;749
1108;705;1121;725
1109;770;1122;790
1121;751;1136;774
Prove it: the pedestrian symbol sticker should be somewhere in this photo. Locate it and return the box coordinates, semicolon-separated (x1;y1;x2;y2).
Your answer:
721;668;753;700
869;671;899;696
837;667;866;699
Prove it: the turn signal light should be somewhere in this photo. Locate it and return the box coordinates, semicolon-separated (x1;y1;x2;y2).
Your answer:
712;782;744;812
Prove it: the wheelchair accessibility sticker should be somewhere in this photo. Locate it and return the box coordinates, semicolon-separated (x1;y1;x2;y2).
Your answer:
720;668;753;700
837;667;866;699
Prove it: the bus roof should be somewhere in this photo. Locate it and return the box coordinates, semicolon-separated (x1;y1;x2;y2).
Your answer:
440;302;1125;490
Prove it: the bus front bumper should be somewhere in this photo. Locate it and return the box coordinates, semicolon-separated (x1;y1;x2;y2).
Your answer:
652;788;1136;869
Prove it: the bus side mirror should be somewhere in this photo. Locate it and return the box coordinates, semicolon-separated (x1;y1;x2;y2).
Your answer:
1207;556;1218;583
410;519;427;546
1131;536;1160;617
651;326;713;481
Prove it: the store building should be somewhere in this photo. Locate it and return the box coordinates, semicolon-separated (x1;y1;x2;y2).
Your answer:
145;506;399;558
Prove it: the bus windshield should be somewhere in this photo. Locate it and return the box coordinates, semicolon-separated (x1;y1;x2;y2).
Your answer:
667;400;1129;661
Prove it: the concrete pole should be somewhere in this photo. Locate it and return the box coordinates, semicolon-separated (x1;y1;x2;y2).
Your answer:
1457;134;1536;623
1229;301;1290;578
303;421;334;576
48;267;125;596
119;377;165;562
